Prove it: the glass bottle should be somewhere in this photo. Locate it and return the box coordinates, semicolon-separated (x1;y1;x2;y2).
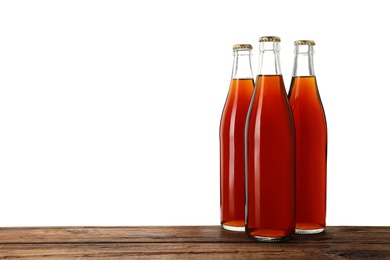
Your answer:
245;36;295;242
220;44;255;231
288;40;327;234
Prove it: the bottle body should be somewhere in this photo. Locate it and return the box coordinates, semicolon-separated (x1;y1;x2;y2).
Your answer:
220;45;254;231
245;37;295;242
288;40;327;234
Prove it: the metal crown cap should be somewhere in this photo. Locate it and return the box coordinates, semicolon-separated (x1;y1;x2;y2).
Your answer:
259;36;281;42
294;40;316;46
233;44;253;50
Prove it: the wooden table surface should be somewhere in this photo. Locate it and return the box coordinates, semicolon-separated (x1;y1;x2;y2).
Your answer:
0;226;389;259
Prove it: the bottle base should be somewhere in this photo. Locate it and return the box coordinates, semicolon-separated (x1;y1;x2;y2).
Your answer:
221;223;245;232
249;235;293;243
246;228;294;242
295;222;325;234
295;228;324;234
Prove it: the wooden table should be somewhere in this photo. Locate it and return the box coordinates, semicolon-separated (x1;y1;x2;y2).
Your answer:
0;226;389;259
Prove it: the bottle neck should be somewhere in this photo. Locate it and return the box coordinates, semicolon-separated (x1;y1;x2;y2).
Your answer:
231;49;253;79
257;41;282;75
292;45;315;77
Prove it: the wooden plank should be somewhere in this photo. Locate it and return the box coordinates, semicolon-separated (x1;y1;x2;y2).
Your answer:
0;226;253;243
0;226;389;244
0;226;389;259
0;243;347;259
0;242;389;259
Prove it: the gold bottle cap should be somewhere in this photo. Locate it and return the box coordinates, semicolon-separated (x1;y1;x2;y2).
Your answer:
259;36;281;42
233;44;253;50
294;40;316;46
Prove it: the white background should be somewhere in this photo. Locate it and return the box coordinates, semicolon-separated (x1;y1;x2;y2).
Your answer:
0;0;389;227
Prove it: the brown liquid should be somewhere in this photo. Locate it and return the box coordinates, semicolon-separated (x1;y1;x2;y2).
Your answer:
220;78;254;229
288;76;327;231
245;75;295;240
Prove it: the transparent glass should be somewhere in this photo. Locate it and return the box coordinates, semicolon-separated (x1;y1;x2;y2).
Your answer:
245;39;296;242
220;47;254;232
288;43;327;234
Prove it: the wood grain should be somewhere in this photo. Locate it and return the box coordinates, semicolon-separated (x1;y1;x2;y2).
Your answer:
0;226;389;259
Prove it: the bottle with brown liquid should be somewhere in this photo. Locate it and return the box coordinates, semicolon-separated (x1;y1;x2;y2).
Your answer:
288;40;327;234
245;36;295;242
220;44;255;231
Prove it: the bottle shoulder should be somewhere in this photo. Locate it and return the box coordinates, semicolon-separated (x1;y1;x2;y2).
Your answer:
288;76;323;102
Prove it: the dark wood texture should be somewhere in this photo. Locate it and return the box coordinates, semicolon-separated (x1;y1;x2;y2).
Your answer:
0;226;389;259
